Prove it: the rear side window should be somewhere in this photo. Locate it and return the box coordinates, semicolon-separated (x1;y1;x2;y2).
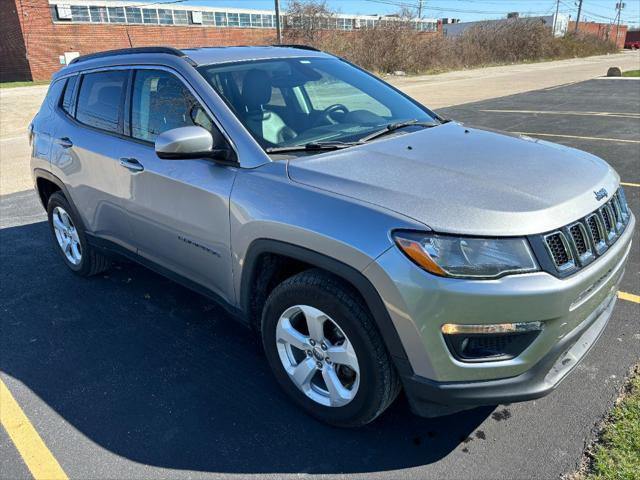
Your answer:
76;70;127;133
44;80;65;109
61;75;78;114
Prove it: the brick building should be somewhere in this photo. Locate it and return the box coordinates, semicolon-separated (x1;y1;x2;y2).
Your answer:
2;0;439;82
569;21;628;49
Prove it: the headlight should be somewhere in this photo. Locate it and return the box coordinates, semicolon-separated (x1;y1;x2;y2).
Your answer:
393;231;539;279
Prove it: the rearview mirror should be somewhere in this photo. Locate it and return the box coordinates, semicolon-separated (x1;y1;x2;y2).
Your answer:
155;126;235;163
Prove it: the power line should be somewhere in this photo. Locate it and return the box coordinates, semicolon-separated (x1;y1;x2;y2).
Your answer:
362;0;553;15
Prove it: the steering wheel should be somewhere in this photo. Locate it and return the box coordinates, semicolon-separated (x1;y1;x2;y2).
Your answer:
315;104;349;125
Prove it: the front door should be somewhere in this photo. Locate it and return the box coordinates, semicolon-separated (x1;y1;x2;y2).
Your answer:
120;68;237;303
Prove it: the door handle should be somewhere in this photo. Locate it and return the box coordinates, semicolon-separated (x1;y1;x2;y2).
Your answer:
57;137;73;148
119;157;144;172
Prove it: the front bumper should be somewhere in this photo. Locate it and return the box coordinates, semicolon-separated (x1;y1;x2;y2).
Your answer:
364;213;634;415
403;289;616;416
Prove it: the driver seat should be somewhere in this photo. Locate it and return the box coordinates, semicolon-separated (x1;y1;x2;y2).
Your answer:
242;69;296;145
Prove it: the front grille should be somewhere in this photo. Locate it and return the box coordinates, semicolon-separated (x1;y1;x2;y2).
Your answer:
545;232;572;267
569;224;588;256
601;206;613;233
587;215;602;244
535;187;631;276
611;198;621;224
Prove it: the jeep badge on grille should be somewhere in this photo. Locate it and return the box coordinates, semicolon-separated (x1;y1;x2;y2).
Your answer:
594;188;608;201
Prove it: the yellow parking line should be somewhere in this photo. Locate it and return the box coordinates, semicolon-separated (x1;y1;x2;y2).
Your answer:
621;182;640;188
0;378;68;480
618;291;640;303
481;109;640;119
512;132;640;144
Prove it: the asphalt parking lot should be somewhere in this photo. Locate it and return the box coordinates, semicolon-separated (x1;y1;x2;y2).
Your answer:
1;77;639;480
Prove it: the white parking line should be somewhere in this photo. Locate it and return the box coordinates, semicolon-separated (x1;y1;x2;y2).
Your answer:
512;132;640;144
481;109;640;119
0;135;27;143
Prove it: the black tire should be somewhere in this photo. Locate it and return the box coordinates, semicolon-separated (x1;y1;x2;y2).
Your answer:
261;269;400;427
47;191;110;276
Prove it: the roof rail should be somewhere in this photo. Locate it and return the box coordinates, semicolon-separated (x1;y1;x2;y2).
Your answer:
69;47;190;65
271;44;321;51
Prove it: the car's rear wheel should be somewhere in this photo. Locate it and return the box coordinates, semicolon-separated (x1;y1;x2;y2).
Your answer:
47;192;110;276
261;269;400;427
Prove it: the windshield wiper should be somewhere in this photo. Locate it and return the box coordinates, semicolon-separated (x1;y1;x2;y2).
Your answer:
358;119;439;143
265;141;363;154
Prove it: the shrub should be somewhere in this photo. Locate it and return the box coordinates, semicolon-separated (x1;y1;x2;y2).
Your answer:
283;10;619;75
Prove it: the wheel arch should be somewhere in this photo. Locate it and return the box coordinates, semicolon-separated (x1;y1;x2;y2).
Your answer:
240;239;410;364
34;169;87;232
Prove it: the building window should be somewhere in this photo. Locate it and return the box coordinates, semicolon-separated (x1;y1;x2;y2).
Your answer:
262;14;273;27
202;12;215;25
70;5;90;22
107;7;125;23
89;6;107;23
191;11;202;24
215;12;227;26
337;18;352;30
143;8;159;24
250;14;262;27
239;13;251;27
125;7;142;23
227;13;239;27
173;10;188;24
158;9;173;25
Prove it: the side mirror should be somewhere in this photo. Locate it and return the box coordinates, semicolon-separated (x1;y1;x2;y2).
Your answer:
155;126;235;164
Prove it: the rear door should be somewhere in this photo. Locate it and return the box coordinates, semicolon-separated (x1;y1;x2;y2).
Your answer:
50;69;136;249
119;68;237;302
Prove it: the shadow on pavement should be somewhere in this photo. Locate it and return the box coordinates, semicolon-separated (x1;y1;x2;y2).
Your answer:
1;221;491;475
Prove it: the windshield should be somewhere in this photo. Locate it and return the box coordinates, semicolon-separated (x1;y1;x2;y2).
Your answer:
197;57;437;151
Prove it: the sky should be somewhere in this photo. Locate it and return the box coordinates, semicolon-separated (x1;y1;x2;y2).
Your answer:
178;0;640;27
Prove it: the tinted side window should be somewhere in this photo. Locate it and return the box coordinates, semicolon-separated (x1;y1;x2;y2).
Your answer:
61;75;78;114
131;69;213;142
76;71;127;133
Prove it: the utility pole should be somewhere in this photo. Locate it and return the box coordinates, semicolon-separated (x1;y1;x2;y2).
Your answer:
417;0;424;19
574;0;583;33
552;0;560;36
274;0;282;44
615;3;624;47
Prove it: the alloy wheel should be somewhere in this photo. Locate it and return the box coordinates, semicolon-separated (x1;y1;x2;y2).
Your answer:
275;305;360;407
52;206;82;265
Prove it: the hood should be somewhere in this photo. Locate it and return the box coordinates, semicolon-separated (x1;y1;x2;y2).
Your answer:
287;123;619;236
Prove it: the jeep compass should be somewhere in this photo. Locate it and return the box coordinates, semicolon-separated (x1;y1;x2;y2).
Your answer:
30;46;635;427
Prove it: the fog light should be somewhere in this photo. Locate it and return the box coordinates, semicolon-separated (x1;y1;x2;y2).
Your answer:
442;322;543;362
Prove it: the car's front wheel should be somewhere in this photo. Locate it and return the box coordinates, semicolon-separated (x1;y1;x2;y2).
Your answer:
261;269;400;427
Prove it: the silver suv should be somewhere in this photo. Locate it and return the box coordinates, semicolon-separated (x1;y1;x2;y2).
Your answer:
31;46;635;427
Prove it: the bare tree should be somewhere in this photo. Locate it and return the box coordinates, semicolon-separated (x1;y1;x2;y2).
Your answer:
284;0;336;44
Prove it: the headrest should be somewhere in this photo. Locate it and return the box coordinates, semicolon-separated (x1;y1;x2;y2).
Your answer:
242;69;272;111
